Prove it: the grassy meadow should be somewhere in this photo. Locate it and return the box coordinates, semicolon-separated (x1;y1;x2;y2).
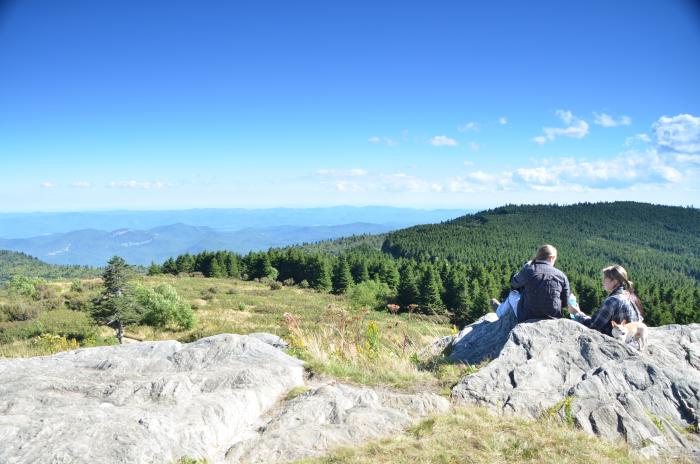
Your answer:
0;275;679;464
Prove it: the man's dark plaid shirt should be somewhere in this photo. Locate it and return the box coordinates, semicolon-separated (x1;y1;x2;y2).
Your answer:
575;286;642;336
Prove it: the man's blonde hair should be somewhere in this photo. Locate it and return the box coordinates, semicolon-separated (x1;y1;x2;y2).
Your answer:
534;244;557;261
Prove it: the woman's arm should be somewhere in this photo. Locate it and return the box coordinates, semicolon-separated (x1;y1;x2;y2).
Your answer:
574;298;615;332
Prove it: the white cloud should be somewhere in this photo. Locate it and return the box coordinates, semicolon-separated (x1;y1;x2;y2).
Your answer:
512;150;682;188
108;180;171;189
71;181;91;188
463;160;474;167
448;178;477;193
498;117;508;125
335;181;363;192
556;109;574;124
625;133;652;147
316;168;368;177
448;170;513;192
467;170;498;184
378;173;442;193
318;169;443;194
534;110;589;144
458;122;479;132
543;120;589;140
368;136;396;146
593;112;632;128
41;181;55;188
469;141;480;151
653;113;700;153
429;135;458;147
676;154;700;164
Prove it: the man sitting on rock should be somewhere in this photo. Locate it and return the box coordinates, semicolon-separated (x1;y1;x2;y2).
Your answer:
510;244;572;322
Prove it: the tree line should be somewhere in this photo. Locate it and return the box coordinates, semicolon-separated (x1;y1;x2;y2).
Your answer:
150;202;700;327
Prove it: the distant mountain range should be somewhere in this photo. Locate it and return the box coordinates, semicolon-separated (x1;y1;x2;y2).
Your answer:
0;222;419;267
0;206;468;266
0;207;468;239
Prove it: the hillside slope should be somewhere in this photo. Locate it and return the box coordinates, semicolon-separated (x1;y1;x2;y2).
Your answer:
0;250;98;284
382;202;700;316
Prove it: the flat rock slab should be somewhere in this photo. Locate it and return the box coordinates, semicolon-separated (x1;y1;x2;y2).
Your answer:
226;382;450;463
0;334;305;464
0;334;449;464
448;317;700;460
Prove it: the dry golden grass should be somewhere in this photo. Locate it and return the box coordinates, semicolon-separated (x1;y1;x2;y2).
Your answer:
296;407;688;464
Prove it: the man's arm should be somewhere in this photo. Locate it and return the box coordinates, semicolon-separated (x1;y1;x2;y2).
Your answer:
560;275;571;308
510;264;531;290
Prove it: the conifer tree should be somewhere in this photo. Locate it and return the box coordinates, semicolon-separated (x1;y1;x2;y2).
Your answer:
418;265;444;313
92;256;142;344
332;256;354;294
147;262;162;276
308;255;332;291
397;263;420;308
351;260;370;283
379;260;400;289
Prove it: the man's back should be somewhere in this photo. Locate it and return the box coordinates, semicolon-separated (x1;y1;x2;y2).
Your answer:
511;260;570;322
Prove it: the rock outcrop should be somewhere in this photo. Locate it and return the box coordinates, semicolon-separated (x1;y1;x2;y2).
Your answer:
0;334;447;464
226;383;449;463
447;315;700;460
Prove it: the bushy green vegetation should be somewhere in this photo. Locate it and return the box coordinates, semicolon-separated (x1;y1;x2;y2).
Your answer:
0;256;194;355
152;202;700;327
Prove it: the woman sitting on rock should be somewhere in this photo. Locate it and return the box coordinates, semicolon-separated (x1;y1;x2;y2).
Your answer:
568;264;644;336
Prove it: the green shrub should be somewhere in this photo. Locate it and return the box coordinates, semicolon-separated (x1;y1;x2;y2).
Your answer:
0;320;42;343
132;283;196;330
1;301;42;321
269;281;283;290
70;280;84;293
8;275;45;299
365;321;380;355
64;291;94;312
35;309;98;341
349;280;393;310
34;283;57;301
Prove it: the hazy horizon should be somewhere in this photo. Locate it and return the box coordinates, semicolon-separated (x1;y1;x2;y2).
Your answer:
1;200;698;216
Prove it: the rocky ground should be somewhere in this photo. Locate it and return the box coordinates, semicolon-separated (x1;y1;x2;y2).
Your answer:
0;333;448;464
2;313;699;463
447;311;700;461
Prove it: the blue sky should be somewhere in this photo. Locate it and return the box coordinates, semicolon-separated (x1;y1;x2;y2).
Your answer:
1;0;699;212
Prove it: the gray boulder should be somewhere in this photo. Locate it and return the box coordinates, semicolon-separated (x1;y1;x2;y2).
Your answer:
248;332;289;349
446;311;512;364
0;333;448;464
449;317;700;460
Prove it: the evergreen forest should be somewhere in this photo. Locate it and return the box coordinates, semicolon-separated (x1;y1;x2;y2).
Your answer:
150;202;700;327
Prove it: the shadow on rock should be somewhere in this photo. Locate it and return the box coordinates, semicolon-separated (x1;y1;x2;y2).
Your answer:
445;310;517;364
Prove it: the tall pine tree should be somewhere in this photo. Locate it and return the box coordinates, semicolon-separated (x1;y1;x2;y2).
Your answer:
331;256;354;294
